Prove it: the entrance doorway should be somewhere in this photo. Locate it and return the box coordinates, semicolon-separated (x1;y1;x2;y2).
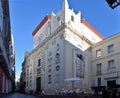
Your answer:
36;77;41;93
107;80;116;88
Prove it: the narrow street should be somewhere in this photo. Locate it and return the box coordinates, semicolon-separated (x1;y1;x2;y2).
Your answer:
1;92;38;98
1;92;102;98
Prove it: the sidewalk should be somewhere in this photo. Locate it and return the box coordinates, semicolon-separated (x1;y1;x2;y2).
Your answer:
0;93;9;98
34;95;102;98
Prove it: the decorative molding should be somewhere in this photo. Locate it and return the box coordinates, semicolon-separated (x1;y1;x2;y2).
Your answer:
104;72;118;79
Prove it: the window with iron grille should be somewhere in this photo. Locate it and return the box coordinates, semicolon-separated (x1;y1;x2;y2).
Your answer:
96;63;102;75
97;78;101;86
108;60;115;68
108;44;114;53
96;49;102;57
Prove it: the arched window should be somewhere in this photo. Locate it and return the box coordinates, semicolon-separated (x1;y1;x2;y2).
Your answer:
71;15;74;22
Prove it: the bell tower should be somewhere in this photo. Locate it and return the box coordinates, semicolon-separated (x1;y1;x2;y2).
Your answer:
62;0;69;23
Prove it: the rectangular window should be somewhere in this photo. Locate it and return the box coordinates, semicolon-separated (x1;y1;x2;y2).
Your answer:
30;80;32;87
30;68;32;75
27;81;29;87
48;75;52;84
38;59;41;66
97;78;101;86
27;69;29;75
108;44;114;53
97;63;102;75
108;60;115;68
96;49;102;57
30;76;32;79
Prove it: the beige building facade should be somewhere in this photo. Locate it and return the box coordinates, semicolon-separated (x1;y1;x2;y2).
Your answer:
91;33;120;90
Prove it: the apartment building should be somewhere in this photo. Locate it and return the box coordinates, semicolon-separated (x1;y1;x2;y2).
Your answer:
91;33;120;90
20;0;105;94
0;0;15;93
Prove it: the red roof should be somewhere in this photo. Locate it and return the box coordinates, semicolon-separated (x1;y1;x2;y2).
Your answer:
32;15;104;40
81;19;104;39
32;15;51;36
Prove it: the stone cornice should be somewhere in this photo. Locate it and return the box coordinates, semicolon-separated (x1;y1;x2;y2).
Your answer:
92;32;120;48
92;51;120;62
30;23;65;55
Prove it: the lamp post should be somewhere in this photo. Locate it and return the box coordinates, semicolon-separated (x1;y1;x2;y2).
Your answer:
106;0;120;9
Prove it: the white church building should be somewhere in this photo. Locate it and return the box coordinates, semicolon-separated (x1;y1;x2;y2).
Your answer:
21;0;120;95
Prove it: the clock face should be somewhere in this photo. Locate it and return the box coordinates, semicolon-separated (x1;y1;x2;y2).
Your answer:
56;65;60;71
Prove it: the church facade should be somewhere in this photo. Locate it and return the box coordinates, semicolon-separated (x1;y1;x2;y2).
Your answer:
20;0;120;94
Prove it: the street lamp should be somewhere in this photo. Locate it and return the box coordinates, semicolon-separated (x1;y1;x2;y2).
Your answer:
106;0;120;9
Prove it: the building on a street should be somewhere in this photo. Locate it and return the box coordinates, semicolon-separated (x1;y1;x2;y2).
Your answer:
20;52;32;93
20;0;120;95
91;32;120;91
0;0;15;93
20;0;104;94
20;55;27;93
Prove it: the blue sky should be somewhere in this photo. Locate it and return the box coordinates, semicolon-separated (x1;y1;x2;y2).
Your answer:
9;0;120;77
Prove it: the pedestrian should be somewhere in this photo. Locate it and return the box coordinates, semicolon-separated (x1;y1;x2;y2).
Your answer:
117;87;120;98
40;89;45;97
